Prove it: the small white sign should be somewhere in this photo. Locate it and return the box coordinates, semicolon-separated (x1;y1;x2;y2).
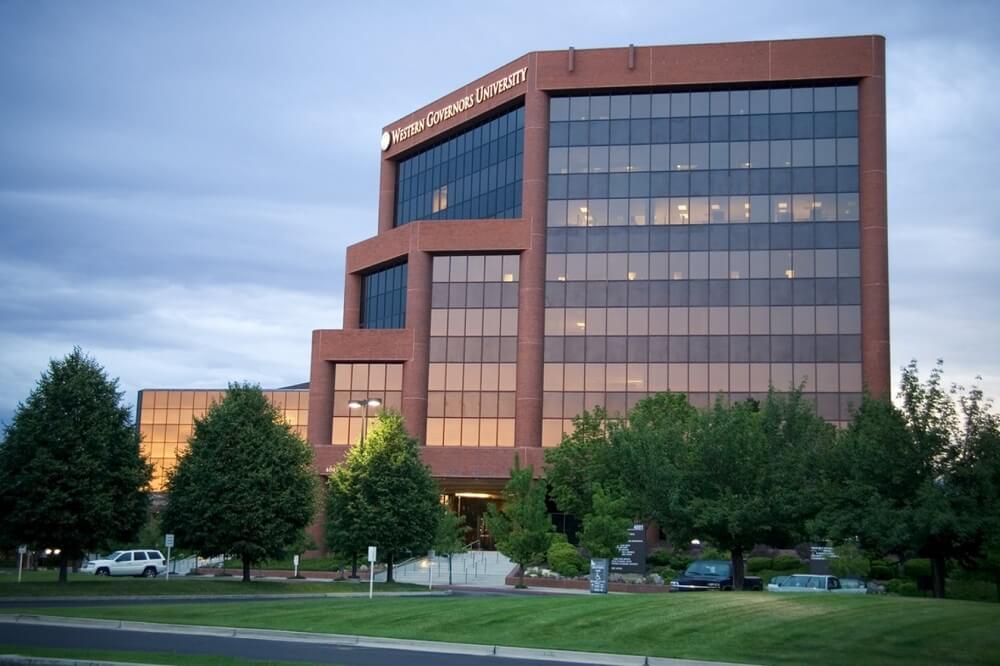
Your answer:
165;534;175;548
17;545;27;555
367;546;377;562
293;554;300;566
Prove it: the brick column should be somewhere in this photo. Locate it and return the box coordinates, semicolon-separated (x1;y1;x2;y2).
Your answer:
306;337;334;448
402;239;431;444
342;273;362;330
515;55;548;448
378;157;397;235
858;36;890;398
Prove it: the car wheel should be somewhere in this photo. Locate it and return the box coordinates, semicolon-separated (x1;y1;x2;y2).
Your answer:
96;567;110;576
142;567;157;578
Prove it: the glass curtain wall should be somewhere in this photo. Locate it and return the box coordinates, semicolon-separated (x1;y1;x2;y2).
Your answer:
426;254;520;446
395;106;524;226
543;86;862;445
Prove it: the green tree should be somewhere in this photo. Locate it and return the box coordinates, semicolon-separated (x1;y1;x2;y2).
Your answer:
486;456;553;588
579;484;632;560
324;411;439;583
0;348;151;583
815;361;995;598
829;542;871;579
671;390;831;591
434;506;470;585
544;407;616;518
161;383;317;582
325;453;368;578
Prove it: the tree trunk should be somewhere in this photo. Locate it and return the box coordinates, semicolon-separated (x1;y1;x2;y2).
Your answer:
386;552;394;583
242;558;251;583
731;547;745;591
351;554;358;579
518;562;525;588
448;554;453;586
931;554;947;599
58;553;68;583
995;571;999;604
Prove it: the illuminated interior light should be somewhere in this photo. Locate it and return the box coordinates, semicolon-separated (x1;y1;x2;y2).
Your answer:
557;275;566;281
627;271;637;281
580;206;588;213
455;492;497;499
576;321;586;329
502;273;514;282
785;269;796;279
678;204;688;211
778;202;789;209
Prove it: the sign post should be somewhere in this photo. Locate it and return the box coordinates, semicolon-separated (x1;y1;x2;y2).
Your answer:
427;550;435;590
17;545;26;583
164;534;175;582
610;524;647;575
589;558;609;594
367;546;377;600
293;554;300;578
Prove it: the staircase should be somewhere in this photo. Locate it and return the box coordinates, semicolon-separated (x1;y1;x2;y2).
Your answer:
378;550;513;587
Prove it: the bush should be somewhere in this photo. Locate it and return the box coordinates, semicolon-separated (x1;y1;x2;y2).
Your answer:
886;578;921;597
546;540;586;577
772;555;803;571
903;558;932;579
746;557;773;573
698;547;729;562
653;566;678;581
870;563;896;580
669;553;693;570
647;549;672;567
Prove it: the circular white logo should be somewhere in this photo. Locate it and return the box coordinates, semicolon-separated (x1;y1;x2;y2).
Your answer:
380;131;391;151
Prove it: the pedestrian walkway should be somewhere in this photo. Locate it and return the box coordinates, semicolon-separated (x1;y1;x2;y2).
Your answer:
378;550;514;587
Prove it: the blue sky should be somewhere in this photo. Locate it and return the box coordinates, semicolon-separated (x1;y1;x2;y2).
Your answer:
1;0;998;423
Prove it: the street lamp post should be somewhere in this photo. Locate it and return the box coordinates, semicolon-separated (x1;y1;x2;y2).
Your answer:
348;398;382;444
347;397;382;581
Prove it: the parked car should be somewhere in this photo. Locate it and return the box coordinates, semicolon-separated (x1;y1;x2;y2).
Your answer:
768;573;867;593
669;560;764;591
81;550;167;577
767;575;791;592
836;576;870;594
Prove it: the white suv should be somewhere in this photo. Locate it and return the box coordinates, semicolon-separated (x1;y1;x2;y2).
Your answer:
82;550;167;577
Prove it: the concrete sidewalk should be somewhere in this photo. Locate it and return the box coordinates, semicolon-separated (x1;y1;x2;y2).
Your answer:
0;614;758;666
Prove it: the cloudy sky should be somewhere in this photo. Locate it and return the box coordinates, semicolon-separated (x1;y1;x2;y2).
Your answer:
1;0;998;424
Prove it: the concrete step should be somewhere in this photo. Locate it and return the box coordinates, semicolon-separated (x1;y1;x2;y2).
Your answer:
378;550;513;586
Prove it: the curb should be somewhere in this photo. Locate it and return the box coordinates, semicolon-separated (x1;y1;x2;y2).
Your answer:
0;591;449;604
0;614;758;666
0;657;166;666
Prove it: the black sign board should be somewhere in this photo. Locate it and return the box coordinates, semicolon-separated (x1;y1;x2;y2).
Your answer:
589;558;608;594
610;523;646;574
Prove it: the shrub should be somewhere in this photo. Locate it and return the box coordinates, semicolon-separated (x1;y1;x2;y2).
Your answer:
669;553;693;570
772;555;803;571
647;549;672;567
886;578;921;597
870;563;896;580
903;558;932;580
653;566;678;581
746;557;773;573
546;540;586;577
698;546;729;562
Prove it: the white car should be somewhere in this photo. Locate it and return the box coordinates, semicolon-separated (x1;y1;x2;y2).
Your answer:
769;574;848;593
81;550;167;577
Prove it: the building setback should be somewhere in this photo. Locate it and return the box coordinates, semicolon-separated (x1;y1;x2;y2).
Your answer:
140;36;888;542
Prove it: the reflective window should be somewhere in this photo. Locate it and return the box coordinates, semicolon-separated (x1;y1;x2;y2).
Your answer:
138;388;312;490
544;84;864;438
361;262;407;329
396;105;524;226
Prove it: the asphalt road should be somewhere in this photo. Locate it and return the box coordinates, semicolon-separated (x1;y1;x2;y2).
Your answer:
0;623;594;666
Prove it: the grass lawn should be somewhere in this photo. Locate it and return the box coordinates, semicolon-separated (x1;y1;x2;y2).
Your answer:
5;593;999;666
0;644;327;665
0;570;421;597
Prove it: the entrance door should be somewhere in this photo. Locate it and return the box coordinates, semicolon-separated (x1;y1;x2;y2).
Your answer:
453;495;502;550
